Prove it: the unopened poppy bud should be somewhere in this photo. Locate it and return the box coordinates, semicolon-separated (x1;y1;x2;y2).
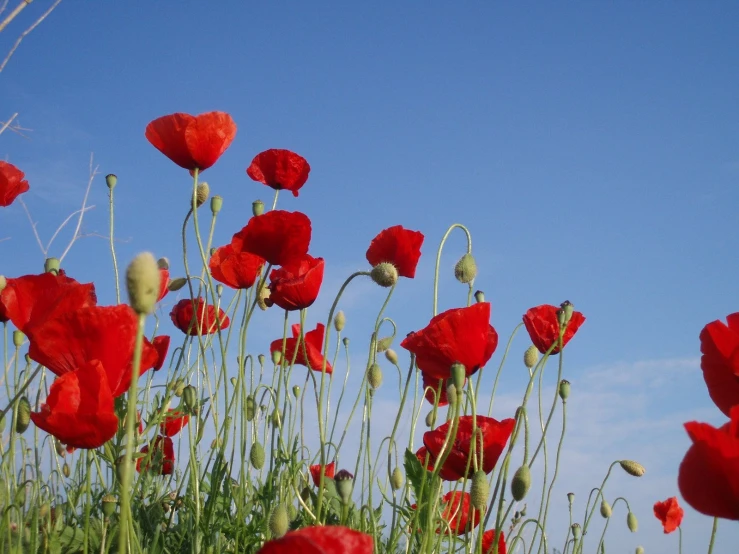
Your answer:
126;252;160;315
446;383;458;404
376;336;392;352
44;257;60;274
62;462;71;478
245;396;256;421
524;346;539;369
450;362;466;391
619;460;646;477
627;511;638;532
0;275;6;294
567;492;575;506
292;385;300;398
168;277;187;292
271;408;281;427
252;200;264;216
390;467;403;490
470;470;489;511
600;500;612;518
102;495;117;518
474;290;485;303
230;377;237;387
559;379;571;401
12;330;23;348
425;410;436;428
635;547;644;554
385;348;398;365
257;284;271;310
210;195;223;215
271;350;282;365
105;174;117;189
193;182;210;208
157;257;170;270
15;396;31;433
572;523;581;539
258;353;265;367
334;310;346;332
557;308;566;327
511;465;532;501
454;253;477;284
216;284;223;297
173;379;186;396
287;504;297;521
370;262;398;287
250;442;265;469
334;469;354;504
368;363;383;389
560;300;574;324
269;504;289;538
182;385;197;411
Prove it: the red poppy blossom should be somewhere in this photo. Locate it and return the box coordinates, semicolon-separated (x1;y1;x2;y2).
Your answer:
145;111;237;172
366;225;424;279
422;373;460;407
30;360;118;449
256;525;373;554
136;436;175;475
401;303;499;381
151;335;171;371
481;529;507;554
437;491;480;535
309;462;335;487
247;149;311;197
699;313;739;417
231;210;312;268
0;161;30;207
170;298;230;336
158;268;170;302
27;305;162;398
268;255;324;311
422;415;515;481
522;304;585;355
0;271;96;334
678;405;739;520
160;409;190;437
653;497;684;533
209;244;265;290
270;323;333;374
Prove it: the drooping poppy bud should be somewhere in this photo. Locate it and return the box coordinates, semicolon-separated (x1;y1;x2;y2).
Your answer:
454;253;477;284
194;182;210;208
370;262;398;288
627;511;638;532
600;500;612;518
619;460;646;477
367;363;383;390
511;465;531;501
523;346;538;369
385;348;398;365
15;396;31;433
390;468;403;491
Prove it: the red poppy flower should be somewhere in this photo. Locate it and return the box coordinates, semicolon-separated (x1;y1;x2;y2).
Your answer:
145;111;237;172
247;149;311;197
152;335;171;371
270;323;332;374
422;373;459;407
699;313;739;416
30;360;118;449
158;268;170;302
27;305;162;397
423;416;515;481
136;436;175;475
522;304;585;355
0;271;96;334
256;525;373;554
401;303;499;381
438;491;480;535
309;462;335;487
0;161;30;207
268;255;324;311
678;405;739;520
231;210;312;268
366;225;424;279
209;244;265;290
160;409;190;437
481;529;507;554
653;497;684;533
170;298;230;336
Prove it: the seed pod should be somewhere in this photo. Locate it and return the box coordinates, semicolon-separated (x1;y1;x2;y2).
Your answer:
571;523;581;539
15;396;31;434
450;362;465;391
627;511;638;532
470;470;489;511
102;495;117;518
269;504;289;538
511;465;532;501
12;330;24;348
474;290;485;303
454;253;477;283
44;257;60;274
210;195;223;215
390;468;403;491
292;386;300;398
367;363;383;389
334;469;354;504
559;379;571;401
600;499;612;518
250;442;265;470
252;200;264;216
105;174;117;189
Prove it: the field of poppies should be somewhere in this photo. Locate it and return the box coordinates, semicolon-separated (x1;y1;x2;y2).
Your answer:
0;111;737;554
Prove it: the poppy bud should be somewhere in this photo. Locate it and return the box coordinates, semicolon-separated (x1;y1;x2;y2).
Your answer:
334;311;346;332
385;348;398;365
343;337;350;347
627;511;638;532
367;363;383;390
38;502;50;519
511;465;532;501
635;547;644;554
390;467;403;491
126;252;160;315
252;200;264;216
210;247;216;257
258;354;266;367
105;174;117;189
182;385;197;411
271;350;282;366
425;410;436;428
157;257;170;270
446;383;458;405
269;504;289;538
210;195;223;215
271;408;281;427
292;385;300;398
474;290;485;303
376;336;392;352
0;275;6;293
572;523;581;539
558;379;571;401
168;277;188;292
230;377;237;387
600;500;612;518
102;495;117;518
619;460;646;477
560;300;574;324
288;504;298;522
454;253;477;284
450;362;466;391
470;470;489;511
170;379;185;397
44;257;60;274
15;396;31;433
12;330;23;348
193;182;210;208
370;262;399;288
250;442;265;469
245;396;256;421
334;469;354;504
257;284;271;310
567;492;575;506
62;462;71;478
524;346;539;369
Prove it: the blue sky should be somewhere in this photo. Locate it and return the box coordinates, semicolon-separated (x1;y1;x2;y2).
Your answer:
2;2;738;552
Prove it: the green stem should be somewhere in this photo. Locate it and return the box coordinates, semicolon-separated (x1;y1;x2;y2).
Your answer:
109;186;120;304
707;518;718;554
432;223;472;316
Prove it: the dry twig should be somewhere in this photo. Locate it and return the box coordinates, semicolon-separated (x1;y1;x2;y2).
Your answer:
0;0;63;73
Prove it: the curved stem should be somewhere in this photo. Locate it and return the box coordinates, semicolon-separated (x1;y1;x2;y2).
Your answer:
432;223;472;316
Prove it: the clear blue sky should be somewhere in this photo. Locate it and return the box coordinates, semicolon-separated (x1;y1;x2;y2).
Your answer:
2;2;738;552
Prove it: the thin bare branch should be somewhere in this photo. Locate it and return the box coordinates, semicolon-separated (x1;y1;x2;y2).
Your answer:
45;204;95;253
17;196;46;257
0;237;9;242
0;0;32;34
0;0;63;74
59;153;98;262
0;112;17;136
